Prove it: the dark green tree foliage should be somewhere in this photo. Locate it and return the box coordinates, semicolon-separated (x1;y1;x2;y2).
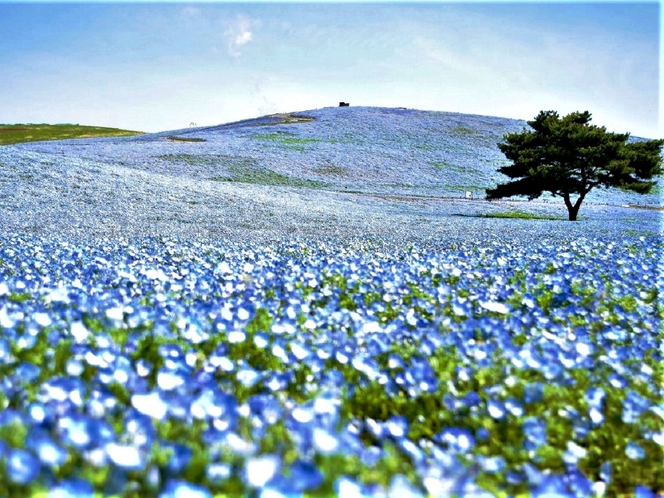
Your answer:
486;111;663;220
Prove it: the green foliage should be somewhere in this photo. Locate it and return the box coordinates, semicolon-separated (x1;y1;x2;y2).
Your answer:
313;165;348;176
252;131;322;151
486;110;664;221
430;160;470;174
129;331;188;389
165;136;206;143
8;292;32;303
246;307;273;335
480;211;563;221
0;124;143;146
157;153;327;188
0;420;31;498
453;126;477;135
264;113;315;125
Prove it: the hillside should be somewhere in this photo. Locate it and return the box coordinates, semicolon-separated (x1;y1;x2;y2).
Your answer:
0;107;660;241
0;123;144;145
0;108;660;498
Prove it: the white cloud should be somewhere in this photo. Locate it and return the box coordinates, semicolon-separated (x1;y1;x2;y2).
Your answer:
225;14;259;58
180;6;201;18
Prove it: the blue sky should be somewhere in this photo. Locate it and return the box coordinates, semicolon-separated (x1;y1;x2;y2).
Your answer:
0;2;659;137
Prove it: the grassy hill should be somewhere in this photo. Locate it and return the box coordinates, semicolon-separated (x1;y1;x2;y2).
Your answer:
0;123;143;145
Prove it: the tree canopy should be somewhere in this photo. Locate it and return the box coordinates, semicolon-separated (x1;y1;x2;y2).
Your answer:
485;111;663;220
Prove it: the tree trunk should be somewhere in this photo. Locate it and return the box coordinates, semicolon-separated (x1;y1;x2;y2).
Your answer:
563;191;587;221
568;204;580;221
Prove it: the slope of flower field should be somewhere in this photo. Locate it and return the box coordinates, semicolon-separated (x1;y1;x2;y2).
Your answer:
0;107;662;496
0;234;661;497
0;106;661;241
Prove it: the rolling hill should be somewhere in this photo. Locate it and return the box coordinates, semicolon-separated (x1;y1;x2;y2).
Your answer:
0;123;143;146
0;106;660;242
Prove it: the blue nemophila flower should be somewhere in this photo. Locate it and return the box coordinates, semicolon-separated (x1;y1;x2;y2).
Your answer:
334;476;369;498
563;441;587;465
505;397;524;417
245;454;281;488
222;432;257;456
237;362;262;387
384;415;409;438
162;442;193;475
388;474;423;498
205;462;231;484
159;480;212;498
57;415;115;450
522;417;547;450
435;427;475;453
47;478;95;498
26;430;68;468
523;382;544;404
479;455;505;473
105;442;146;471
132;391;169;421
14;362;40;385
634;485;657;498
487;399;507;420
625;441;646;460
531;474;573;498
5;448;40;485
282;460;324;492
585;387;605;408
564;465;594;498
651;431;664;446
622;390;651;424
265;371;293;392
599;461;612;484
248;394;283;425
312;427;339;453
190;388;236;422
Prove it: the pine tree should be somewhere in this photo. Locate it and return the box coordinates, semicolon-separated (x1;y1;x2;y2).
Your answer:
486;111;663;221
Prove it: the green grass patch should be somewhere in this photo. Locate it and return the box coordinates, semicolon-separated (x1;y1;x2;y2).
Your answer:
446;184;486;192
213;168;327;188
0;124;143;145
273;113;315;125
157;153;327;188
8;292;32;303
480;211;563;221
452;126;477;135
252;131;322;151
166;136;206;143
628;204;664;211
313;165;347;176
431;161;469;173
256;113;315;126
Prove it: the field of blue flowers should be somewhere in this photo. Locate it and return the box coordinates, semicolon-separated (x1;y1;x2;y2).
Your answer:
0;232;661;497
0;107;662;497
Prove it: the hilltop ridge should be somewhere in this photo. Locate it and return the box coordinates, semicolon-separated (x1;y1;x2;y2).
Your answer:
77;106;531;199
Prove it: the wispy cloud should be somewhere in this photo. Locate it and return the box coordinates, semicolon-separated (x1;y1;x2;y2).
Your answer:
180;6;201;18
225;14;259;59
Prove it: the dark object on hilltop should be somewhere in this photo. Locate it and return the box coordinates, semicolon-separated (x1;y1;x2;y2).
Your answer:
486;110;663;221
339;102;350;107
